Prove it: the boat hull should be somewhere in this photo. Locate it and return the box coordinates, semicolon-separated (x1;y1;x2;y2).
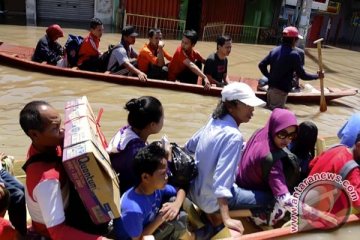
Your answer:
0;42;357;103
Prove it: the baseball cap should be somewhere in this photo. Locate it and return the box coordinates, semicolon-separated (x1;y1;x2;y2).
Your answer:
283;26;303;39
221;82;266;107
121;25;138;37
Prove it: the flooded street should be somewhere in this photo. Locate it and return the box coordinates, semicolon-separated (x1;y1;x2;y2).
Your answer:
0;24;359;160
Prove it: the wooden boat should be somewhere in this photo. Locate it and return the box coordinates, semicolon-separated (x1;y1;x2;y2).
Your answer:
0;42;357;103
213;214;360;239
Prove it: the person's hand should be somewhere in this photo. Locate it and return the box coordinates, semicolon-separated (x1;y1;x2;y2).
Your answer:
0;152;5;160
138;72;148;82
203;77;211;90
317;70;325;79
223;218;244;234
158;40;165;48
159;201;180;221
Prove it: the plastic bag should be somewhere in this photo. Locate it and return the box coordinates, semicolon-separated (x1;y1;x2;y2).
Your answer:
168;142;198;188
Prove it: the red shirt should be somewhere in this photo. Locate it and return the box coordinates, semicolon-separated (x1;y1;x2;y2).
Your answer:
0;218;16;240
309;146;360;208
77;33;100;65
137;43;172;73
168;46;204;81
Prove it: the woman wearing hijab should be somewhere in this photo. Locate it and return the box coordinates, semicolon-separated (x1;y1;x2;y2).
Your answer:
32;24;65;66
236;108;299;226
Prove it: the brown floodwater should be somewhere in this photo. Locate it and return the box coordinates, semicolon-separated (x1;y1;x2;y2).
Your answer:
0;24;359;161
1;25;360;239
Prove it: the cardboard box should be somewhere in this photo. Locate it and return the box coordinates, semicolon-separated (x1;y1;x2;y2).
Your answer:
63;96;120;224
64;96;96;122
64;116;102;149
63;140;120;224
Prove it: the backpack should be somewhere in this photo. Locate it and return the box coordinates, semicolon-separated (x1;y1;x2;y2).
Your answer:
65;34;84;67
98;44;122;72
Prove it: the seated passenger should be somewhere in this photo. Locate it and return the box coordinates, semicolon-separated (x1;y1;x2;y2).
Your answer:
308;132;360;228
32;24;65;66
236;108;300;226
0;152;27;238
185;83;271;235
0;183;17;240
289;121;318;181
137;29;172;80
113;142;192;240
77;18;104;71
19;101;109;240
107;25;147;82
168;30;211;89
204;35;232;87
106;96;164;194
337;112;360;148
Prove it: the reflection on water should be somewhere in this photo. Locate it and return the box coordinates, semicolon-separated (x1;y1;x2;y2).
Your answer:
0;25;359;160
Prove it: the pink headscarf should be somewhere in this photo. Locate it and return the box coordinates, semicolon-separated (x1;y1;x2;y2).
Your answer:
46;24;64;41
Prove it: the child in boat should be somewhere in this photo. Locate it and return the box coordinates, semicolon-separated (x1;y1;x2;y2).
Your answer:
19;101;110;240
106;96;164;194
0;183;18;240
289;121;318;181
32;24;65;66
0;152;27;238
113;142;192;240
204;35;232;87
184;82;270;235
236;108;300;226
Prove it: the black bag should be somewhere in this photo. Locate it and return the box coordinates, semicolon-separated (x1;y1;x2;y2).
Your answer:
64;34;84;67
168;143;198;189
98;44;121;72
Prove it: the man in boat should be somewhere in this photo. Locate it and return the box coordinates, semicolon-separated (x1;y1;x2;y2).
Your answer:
258;26;324;110
137;28;173;80
204;35;232;87
77;18;104;72
19;101;110;240
32;24;65;66
184;82;268;236
107;25;147;82
168;30;211;89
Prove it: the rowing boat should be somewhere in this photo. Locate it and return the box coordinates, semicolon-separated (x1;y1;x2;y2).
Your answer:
0;42;357;103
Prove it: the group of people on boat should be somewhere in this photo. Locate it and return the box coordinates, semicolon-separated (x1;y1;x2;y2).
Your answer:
1;80;360;239
31;19;324;110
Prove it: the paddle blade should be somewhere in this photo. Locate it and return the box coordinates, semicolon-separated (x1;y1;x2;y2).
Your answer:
320;96;327;112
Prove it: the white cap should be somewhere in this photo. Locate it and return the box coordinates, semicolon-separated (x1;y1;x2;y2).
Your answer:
221;82;266;107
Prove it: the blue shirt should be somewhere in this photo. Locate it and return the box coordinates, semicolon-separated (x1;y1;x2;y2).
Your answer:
113;185;176;239
258;44;318;92
185;114;243;213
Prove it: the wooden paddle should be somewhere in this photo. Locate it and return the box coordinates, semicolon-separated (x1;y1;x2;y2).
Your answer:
313;38;327;112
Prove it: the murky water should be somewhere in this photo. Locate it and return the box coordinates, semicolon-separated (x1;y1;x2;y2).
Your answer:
0;24;359;160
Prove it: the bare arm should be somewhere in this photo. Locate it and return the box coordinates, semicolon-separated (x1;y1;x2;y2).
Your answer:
160;189;186;221
123;62;147;82
218;198;244;234
140;214;165;237
156;41;166;67
183;58;211;89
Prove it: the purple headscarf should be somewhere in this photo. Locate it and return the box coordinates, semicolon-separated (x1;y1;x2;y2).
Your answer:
236;108;297;193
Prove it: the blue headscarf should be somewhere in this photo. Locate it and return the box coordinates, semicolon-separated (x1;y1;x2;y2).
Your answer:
338;113;360;148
